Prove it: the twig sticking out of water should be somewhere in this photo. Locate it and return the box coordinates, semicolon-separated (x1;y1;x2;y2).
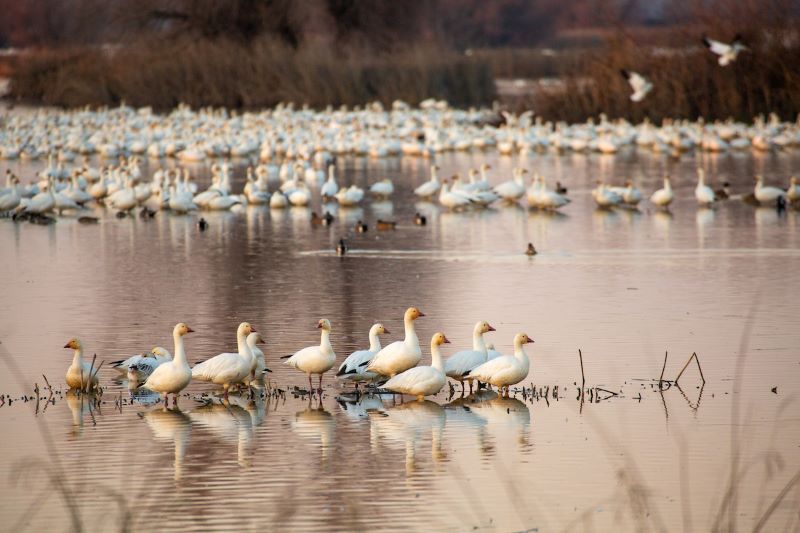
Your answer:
659;351;668;391
675;352;706;385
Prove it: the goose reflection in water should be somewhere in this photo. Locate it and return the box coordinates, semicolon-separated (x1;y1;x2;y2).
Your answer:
470;395;532;450
336;394;390;423
445;390;497;456
65;391;100;437
292;396;335;462
368;400;446;475
142;407;192;481
189;398;254;467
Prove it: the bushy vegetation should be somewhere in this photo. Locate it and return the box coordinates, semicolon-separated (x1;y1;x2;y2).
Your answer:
10;39;495;109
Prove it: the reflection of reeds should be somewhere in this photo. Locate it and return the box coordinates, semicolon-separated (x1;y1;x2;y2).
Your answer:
11;40;495;109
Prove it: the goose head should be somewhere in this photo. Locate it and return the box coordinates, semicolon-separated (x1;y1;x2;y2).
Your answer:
372;323;391;336
316;318;332;331
237;322;255;337
151;347;170;357
431;332;451;346
476;321;496;335
514;333;535;346
63;337;82;350
174;323;195;336
404;307;425;321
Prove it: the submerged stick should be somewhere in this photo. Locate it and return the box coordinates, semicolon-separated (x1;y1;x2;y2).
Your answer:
578;349;585;388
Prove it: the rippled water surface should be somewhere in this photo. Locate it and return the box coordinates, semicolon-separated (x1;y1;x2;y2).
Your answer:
1;149;799;532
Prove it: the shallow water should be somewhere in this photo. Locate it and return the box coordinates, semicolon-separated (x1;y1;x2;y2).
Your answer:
1;148;800;532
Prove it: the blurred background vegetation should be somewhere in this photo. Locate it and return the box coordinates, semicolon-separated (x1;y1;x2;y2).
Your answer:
0;0;798;120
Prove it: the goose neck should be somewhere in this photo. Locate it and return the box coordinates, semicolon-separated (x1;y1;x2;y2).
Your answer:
71;347;83;366
320;329;333;354
173;331;188;366
472;330;488;354
403;317;418;345
368;331;382;353
430;343;444;372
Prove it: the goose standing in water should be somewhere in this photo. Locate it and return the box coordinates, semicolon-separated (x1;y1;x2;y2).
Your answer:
337;323;390;389
127;347;173;383
63;338;100;390
694;168;716;206
414;165;441;199
444;321;496;394
650;175;674;209
245;332;270;385
786;176;800;204
283;319;336;393
191;322;256;398
466;333;534;396
754;175;786;205
366;307;425;378
382;333;450;401
141;323;194;406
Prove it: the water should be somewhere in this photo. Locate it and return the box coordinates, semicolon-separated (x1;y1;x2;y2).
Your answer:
1;148;799;531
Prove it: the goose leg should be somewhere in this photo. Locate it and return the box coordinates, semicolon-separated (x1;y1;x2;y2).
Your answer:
461;381;466;396
318;374;323;394
469;380;474;394
173;393;179;407
163;393;169;407
308;374;313;395
223;384;229;400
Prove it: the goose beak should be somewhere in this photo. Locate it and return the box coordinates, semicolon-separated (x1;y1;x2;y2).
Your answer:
186;327;195;333
527;338;535;344
63;342;71;349
383;328;391;335
250;326;257;332
316;323;322;329
418;311;426;317
443;336;451;344
487;325;496;332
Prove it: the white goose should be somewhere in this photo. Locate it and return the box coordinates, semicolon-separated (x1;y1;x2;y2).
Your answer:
650;175;674;209
369;178;394;198
786;177;800;203
63;338;100;390
336;323;390;387
283;319;336;392
703;35;748;66
621;70;653;102
191;322;256;398
142;323;194;406
754;175;786;205
128;348;173;383
382;333;449;401
320;165;339;198
414;165;441;199
438;179;472;209
695;168;716;206
366;307;425;377
466;333;534;396
111;347;171;372
245;332;270;385
494;168;527;201
444;321;496;393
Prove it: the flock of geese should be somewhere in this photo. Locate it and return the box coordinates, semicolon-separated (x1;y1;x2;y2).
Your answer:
0;97;798;223
63;308;533;404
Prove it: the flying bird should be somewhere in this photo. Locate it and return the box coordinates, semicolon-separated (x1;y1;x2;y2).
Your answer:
620;70;653;102
702;35;749;66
